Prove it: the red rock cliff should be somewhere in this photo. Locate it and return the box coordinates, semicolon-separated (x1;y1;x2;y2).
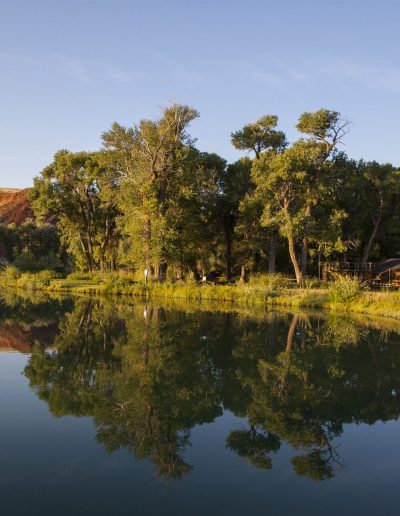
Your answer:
0;188;34;225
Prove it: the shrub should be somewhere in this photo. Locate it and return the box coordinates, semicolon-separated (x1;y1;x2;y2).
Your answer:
247;273;293;291
13;253;39;272
36;269;59;283
328;274;365;303
301;277;322;289
14;252;63;272
37;254;63;272
67;271;93;281
0;264;21;284
102;274;135;294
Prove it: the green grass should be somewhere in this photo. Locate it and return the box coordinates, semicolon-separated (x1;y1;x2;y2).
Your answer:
1;267;400;320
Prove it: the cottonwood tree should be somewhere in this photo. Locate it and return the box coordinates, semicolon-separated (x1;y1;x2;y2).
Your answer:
356;162;397;265
295;109;350;275
31;151;119;272
333;160;400;265
192;155;252;281
250;109;350;282
232;114;286;275
102;103;199;279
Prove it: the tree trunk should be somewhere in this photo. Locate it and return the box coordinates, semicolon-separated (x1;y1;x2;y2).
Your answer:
240;265;247;283
225;228;232;282
157;263;167;282
287;234;303;284
79;235;93;273
361;213;382;264
301;202;311;277
144;216;151;271
268;232;277;274
99;253;105;272
300;238;308;276
86;230;95;273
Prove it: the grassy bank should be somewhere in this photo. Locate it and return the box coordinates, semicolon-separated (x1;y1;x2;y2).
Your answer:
1;267;400;320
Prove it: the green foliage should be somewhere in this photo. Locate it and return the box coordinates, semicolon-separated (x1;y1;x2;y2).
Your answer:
14;252;62;272
296;109;346;142
247;273;293;291
0;264;21;283
328;275;365;303
31;150;120;272
0;268;59;289
102;103;199;275
0;222;64;271
231;114;286;158
4;104;400;286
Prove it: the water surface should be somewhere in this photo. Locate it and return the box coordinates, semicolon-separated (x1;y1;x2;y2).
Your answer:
1;293;400;515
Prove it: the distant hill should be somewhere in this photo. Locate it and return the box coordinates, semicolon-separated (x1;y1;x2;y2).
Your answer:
0;188;34;225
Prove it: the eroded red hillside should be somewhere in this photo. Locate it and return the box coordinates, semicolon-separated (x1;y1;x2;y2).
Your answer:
0;188;34;225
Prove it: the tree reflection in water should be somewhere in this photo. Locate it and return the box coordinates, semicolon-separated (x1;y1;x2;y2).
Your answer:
15;296;400;481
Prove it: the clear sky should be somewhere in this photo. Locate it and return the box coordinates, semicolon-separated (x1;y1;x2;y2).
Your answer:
1;0;399;188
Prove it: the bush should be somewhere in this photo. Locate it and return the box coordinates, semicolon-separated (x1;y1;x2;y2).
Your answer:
66;271;105;283
0;264;21;284
301;277;322;289
36;269;59;283
16;270;59;289
247;273;293;291
184;276;198;286
328;274;365;303
37;254;63;272
14;252;63;272
67;271;93;281
102;274;135;294
13;253;39;272
0;266;59;289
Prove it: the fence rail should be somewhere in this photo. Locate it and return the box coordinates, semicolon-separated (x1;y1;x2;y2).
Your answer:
324;262;373;272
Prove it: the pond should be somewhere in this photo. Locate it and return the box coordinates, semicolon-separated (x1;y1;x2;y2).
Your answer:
1;292;400;515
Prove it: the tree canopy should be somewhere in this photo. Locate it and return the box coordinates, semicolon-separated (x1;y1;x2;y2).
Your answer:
1;103;395;282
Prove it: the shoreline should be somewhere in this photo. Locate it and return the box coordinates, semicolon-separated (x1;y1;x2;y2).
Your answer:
1;273;400;321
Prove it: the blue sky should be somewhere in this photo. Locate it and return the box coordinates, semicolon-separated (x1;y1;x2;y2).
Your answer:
1;0;399;188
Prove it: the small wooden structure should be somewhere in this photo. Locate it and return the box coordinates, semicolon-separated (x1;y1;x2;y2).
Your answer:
323;259;400;287
370;259;400;287
322;262;373;281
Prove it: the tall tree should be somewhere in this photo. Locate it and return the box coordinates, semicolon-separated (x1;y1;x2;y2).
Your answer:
232;114;286;275
194;156;251;281
31;151;119;272
253;143;347;282
102;103;199;279
295;109;350;275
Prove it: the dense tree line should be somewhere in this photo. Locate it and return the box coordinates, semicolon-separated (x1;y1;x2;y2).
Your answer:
6;103;399;283
0;221;63;271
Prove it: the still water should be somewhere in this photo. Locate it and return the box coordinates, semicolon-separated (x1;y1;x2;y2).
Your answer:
1;292;400;516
